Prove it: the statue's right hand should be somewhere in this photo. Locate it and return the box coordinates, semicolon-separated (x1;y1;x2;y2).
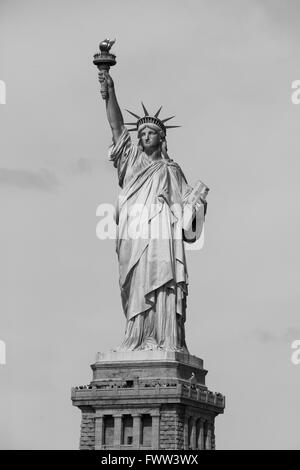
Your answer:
98;70;114;88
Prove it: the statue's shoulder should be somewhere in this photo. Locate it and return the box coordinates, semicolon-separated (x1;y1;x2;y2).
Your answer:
168;160;188;184
167;159;183;172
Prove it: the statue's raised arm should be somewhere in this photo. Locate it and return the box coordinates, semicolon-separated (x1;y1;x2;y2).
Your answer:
98;71;124;144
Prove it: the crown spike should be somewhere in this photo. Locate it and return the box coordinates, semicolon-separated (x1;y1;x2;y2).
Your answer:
154;106;162;118
141;102;149;116
125;104;180;133
125;109;141;119
161;115;175;123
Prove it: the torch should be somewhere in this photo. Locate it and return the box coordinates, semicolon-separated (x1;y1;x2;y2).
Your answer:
93;38;117;100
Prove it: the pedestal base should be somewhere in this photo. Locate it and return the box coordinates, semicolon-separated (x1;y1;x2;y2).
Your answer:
93;349;206;385
71;350;225;450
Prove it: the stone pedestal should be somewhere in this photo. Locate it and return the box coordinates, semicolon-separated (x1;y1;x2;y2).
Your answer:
71;350;225;450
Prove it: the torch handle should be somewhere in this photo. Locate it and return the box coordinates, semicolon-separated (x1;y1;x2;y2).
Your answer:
100;81;108;100
98;65;110;101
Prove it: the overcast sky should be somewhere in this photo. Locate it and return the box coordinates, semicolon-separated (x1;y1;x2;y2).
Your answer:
0;0;300;449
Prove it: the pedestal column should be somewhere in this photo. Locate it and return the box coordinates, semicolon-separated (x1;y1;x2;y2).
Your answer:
132;413;141;449
151;411;160;450
113;414;122;449
94;411;104;450
211;422;216;450
190;417;197;450
197;418;204;450
183;415;189;450
205;421;212;450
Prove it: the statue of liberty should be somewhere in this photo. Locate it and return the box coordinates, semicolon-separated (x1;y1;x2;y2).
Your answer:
98;66;207;353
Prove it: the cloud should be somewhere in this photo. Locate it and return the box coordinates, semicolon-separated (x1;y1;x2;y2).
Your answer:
0;168;59;191
67;157;111;176
69;158;94;175
252;327;300;344
75;158;92;174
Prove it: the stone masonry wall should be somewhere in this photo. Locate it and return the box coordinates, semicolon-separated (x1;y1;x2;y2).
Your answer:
79;408;95;450
159;405;185;450
174;407;185;449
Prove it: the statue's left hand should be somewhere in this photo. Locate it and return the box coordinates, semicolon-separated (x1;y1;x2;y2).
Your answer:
194;198;207;216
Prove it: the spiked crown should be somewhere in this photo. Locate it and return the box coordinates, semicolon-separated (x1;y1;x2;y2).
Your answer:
124;103;180;135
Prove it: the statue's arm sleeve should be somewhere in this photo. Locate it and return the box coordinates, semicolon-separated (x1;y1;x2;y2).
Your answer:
108;126;138;187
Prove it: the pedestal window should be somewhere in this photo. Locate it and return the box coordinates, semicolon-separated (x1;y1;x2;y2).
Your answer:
103;415;114;447
141;414;152;447
121;415;133;445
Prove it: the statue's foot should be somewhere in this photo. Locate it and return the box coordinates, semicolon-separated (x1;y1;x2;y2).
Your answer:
111;345;133;352
138;338;162;351
139;344;163;351
111;343;160;353
156;345;190;354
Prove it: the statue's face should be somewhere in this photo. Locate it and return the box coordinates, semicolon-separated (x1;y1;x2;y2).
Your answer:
139;127;161;150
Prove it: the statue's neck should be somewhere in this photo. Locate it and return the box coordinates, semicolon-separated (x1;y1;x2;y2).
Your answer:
143;148;162;161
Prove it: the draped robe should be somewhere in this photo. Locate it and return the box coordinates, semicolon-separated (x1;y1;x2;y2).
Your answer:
109;127;204;351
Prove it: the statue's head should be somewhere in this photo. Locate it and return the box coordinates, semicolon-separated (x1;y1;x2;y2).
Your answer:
125;103;180;159
137;123;166;153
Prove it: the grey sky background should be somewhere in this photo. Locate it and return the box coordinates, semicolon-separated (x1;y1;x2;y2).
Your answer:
0;0;299;449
